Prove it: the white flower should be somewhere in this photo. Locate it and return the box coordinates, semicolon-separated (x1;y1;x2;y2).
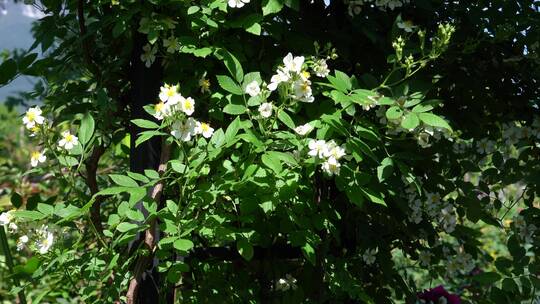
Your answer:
439;204;457;233
258;102;273;118
17;235;29;251
425;192;441;204
153;101;169;120
245;81;261;97
294;123;314;136
308;139;328;158
283;53;304;74
0;211;14;226
30;150;46;167
163;36;180;53
181;97;195;116
418;251;432;266
476;138;495;154
195;121;214;139
267;69;290;91
228;0;250;8
36;226;54;254
140;44;157;68
293;79;314;103
22;106;45;129
313;59;330;77
362;248;377;265
324;142;346;160
159;84;181;104
58;131;79;150
397;20;416;32
171;118;197;142
322;157;341;176
199;77;211;94
275;278;290;291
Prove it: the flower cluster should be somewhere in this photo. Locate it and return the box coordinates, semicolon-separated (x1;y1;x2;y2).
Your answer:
406;187;457;233
267;53;315;103
274;274;298;291
153;84;214;142
308;139;346;176
444;249;475;279
22;106;80;168
0;210;54;254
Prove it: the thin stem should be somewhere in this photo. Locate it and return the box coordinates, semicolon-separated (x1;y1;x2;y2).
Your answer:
0;226;27;303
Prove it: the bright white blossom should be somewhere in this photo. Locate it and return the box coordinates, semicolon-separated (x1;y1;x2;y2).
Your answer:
153;102;169;120
267;69;290;91
245;81;261;97
293;78;315;103
171;118;197;142
140;44;157;68
159;84;181;104
36;226;54;254
322;157;341;176
58;131;79;150
324;141;346;160
275;274;297;291
228;0;250;8
308;139;328;158
283;53;304;74
195;121;214;139
17;235;29;251
30;150;46;167
181;97;195;116
22;106;45;129
294;123;314;136
0;211;14;226
258;102;273;118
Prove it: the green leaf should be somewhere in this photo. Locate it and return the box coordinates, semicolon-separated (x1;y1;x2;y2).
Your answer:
277;110;295;129
386;106;403;120
301;243;316;265
173;239;194;252
10;192;23;208
116;222;139;232
237;238;254;261
131;119;159;129
217;50;244;82
377;157;394;182
11;210;45;220
261;152;282;174
0;58;17;85
412;103;433;113
144;169;160;179
217;75;243;95
96;186;132;196
245;22;261;35
79;113;95;145
109;174;138;187
418;113;452;131
400;112;419;130
223;103;247;115
359;187;386;206
187;6;200;14
327;71;351;93
225;117;241;143
169;160;187;174
166;200;178;214
37;203;54;216
262;0;284;16
472;272;501;285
